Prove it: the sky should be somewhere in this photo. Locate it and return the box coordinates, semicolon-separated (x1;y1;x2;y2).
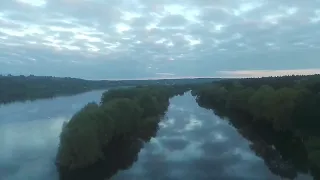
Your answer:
1;0;320;79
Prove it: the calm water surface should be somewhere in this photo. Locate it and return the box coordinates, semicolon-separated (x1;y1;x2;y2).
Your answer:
0;91;313;180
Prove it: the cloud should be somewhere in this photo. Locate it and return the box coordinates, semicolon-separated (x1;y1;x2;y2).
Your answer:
0;0;320;79
218;68;320;78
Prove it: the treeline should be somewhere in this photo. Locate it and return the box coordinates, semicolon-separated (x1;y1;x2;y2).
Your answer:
191;74;320;175
118;77;220;86
0;74;216;104
0;75;123;104
56;85;187;179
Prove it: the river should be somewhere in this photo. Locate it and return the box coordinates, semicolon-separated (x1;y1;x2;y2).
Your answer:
0;91;314;180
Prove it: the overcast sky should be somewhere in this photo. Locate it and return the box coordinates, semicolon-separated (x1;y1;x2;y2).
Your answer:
1;0;320;79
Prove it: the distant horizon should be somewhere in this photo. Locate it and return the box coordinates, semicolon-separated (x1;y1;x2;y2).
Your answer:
2;68;320;81
1;73;225;80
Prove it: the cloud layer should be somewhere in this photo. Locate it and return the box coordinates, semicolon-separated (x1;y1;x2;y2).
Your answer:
1;0;320;79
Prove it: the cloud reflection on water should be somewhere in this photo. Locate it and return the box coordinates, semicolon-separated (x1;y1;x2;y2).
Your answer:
0;116;65;180
0;90;104;180
113;92;291;180
0;91;313;180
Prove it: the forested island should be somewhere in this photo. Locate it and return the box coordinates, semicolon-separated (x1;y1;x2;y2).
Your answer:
56;85;187;180
0;74;217;104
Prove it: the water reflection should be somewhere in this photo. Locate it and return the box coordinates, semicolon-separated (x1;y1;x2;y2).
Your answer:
112;92;313;180
0;90;105;180
0;91;315;180
196;94;313;180
58;139;144;180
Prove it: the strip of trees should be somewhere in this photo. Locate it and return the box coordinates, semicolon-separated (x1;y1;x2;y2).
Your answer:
56;85;187;179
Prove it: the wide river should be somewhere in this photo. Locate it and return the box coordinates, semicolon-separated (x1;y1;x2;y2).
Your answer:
0;90;314;180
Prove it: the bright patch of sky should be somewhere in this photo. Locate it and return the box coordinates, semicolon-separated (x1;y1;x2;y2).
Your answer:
0;0;320;79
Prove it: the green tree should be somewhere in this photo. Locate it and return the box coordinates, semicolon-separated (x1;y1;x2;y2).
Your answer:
57;102;105;168
226;87;255;112
102;98;143;136
248;85;275;121
269;88;300;130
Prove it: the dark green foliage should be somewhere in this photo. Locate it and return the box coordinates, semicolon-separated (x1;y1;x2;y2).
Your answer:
56;85;187;175
57;102;108;169
194;85;228;107
292;92;320;137
191;74;320;172
58;138;144;180
0;75;123;104
100;88;139;104
226;87;255;112
0;74;200;104
102;98;143;136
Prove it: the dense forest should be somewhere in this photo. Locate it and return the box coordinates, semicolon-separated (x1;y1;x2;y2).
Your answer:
56;85;187;180
0;74;217;104
191;74;320;178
